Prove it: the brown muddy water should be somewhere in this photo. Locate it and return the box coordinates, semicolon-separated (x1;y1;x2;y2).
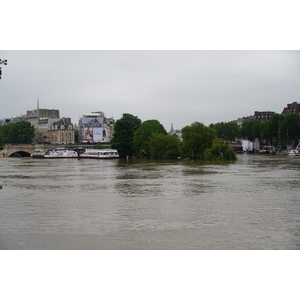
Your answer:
0;154;299;249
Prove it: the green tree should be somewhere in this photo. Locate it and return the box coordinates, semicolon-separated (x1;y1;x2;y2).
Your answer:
74;130;79;143
260;120;271;144
148;132;181;159
209;121;240;141
267;114;285;145
281;113;300;145
181;122;217;159
92;143;104;149
133;120;167;158
0;134;4;151
204;139;237;161
240;119;262;142
0;121;35;144
110;113;141;158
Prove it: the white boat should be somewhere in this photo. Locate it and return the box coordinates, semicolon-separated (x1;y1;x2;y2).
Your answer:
31;150;47;158
32;148;119;159
44;148;78;158
288;143;300;156
80;149;119;159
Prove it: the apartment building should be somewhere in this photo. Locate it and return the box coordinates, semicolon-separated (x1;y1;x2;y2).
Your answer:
282;102;300;115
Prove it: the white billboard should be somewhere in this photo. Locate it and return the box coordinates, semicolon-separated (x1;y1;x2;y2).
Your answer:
93;127;103;142
79;116;103;143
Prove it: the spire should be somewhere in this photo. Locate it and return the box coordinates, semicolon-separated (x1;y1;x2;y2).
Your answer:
170;123;175;134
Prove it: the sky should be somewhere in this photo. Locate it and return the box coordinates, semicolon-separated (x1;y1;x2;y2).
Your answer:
1;50;299;131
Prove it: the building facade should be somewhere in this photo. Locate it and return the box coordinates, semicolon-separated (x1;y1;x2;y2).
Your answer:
78;111;115;143
26;108;61;143
253;111;275;122
233;111;275;127
282;102;300;115
46;117;75;144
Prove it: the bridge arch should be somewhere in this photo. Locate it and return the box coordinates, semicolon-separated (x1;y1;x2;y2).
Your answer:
9;151;31;157
1;144;36;158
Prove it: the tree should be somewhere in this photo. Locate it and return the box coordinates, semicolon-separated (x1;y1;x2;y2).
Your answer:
204;139;236;161
148;132;181;159
267;114;285;145
181;122;217;159
0;134;4;151
74;130;79;143
110;113;141;158
209;121;240;141
0;121;35;144
133;120;167;158
92;143;104;149
281;113;300;145
240;119;262;142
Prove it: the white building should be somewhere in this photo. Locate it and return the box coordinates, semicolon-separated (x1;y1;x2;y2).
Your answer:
78;112;115;143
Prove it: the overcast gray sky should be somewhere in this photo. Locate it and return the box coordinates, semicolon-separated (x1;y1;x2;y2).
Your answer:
1;50;299;130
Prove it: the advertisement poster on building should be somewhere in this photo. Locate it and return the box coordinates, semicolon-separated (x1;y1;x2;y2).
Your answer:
93;127;103;142
79;116;103;143
83;128;94;141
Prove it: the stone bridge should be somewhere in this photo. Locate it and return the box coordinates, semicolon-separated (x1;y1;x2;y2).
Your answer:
0;144;37;157
0;143;111;158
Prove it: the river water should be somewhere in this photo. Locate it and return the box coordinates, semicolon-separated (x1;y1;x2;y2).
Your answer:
0;154;299;250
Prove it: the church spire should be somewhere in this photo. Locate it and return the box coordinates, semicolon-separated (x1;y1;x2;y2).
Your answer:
170;123;175;134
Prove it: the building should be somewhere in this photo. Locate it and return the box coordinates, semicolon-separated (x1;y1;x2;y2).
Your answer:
46;117;75;144
282;102;300;115
23;99;77;144
78;112;115;143
232;116;253;127
233;111;275;127
35;117;61;143
0;118;11;126
13;116;26;123
26;107;61;143
168;123;182;141
253;111;275;122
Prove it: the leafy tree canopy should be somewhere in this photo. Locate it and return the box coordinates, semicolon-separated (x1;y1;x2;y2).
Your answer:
266;114;285;145
74;130;79;143
92;143;104;149
204;139;237;161
110;113;141;157
133;120;167;158
244;113;295;146
209;121;240;141
181;122;217;159
280;113;300;145
0;134;4;151
240;119;262;142
148;132;181;159
0;121;35;144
